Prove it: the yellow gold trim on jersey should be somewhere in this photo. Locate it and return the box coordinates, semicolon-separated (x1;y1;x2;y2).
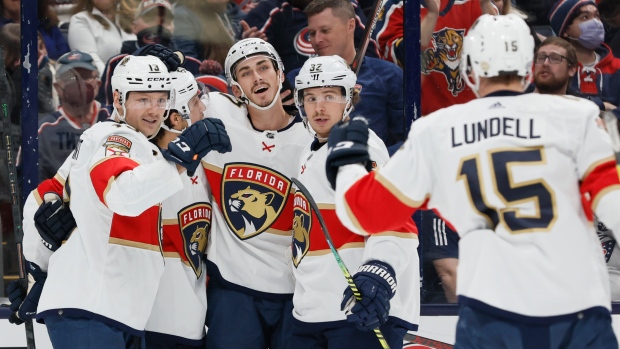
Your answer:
592;185;620;212
53;173;67;186
343;199;370;236
163;251;181;258
266;228;293;236
582;156;615;181
375;172;426;208
108;237;162;251
33;189;43;205
372;231;419;239
317;203;335;210
488;146;557;234
162;218;179;225
102;176;115;207
202;161;223;174
307;242;366;256
457;153;498;229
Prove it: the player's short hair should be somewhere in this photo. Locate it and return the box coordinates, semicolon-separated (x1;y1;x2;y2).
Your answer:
536;36;577;67
304;0;355;21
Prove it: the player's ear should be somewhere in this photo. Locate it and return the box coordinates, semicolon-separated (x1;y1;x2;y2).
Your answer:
169;111;183;127
232;85;242;99
113;90;122;114
347;17;355;31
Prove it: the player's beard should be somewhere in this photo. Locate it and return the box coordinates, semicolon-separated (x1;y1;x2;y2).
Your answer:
534;72;569;95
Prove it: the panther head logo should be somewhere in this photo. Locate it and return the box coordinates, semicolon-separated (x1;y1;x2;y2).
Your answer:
229;186;278;237
292;213;309;267
421;27;466;96
189;225;208;256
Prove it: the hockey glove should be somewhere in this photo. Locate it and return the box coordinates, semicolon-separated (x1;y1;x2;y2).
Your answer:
340;260;397;331
163;118;232;176
6;261;47;325
132;44;185;72
325;117;371;190
34;198;76;252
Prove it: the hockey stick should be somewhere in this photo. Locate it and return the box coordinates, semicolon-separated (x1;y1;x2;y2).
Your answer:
351;0;384;75
0;46;36;348
291;177;390;349
404;333;454;349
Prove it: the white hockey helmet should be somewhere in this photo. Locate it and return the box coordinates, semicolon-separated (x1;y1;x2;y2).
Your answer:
111;55;172;122
459;14;534;96
294;55;357;121
224;38;284;110
163;68;209;133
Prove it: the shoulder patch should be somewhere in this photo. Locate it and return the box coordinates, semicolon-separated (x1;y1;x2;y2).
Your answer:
105;135;132;151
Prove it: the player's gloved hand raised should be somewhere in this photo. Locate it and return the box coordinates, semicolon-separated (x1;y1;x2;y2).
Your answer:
340;260;397;331
162;118;232;176
6;261;47;325
326;116;371;190
34;194;75;251
132;44;185;72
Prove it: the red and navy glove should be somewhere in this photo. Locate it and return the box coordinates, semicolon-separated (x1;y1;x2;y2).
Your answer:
340;260;397;331
325;117;372;190
162;118;232;176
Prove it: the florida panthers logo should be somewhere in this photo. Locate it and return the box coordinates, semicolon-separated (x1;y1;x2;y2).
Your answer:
294;27;316;57
292;192;311;268
222;163;291;240
421;27;466;96
178;203;212;278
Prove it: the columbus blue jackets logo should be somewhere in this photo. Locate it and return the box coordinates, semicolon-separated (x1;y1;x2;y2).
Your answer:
421;27;466;96
222;163;291;240
292;192;311;268
178;203;212;278
294;27;316;57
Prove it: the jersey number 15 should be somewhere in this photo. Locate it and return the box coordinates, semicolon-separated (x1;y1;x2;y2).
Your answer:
457;146;557;234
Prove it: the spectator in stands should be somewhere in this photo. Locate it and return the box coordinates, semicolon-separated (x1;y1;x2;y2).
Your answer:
172;0;236;67
243;0;379;75
97;0;202;105
38;50;110;183
549;0;620;120
38;32;58;115
374;0;495;115
68;0;137;76
288;0;404;154
533;36;578;95
0;0;70;60
599;0;620;58
0;23;21;126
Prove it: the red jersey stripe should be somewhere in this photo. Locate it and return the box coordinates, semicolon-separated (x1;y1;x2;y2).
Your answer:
90;156;140;206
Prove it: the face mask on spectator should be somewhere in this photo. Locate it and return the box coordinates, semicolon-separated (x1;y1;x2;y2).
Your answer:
62;80;95;106
572;18;605;50
137;26;173;47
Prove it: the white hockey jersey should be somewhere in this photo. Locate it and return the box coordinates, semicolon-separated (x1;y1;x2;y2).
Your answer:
292;132;420;329
202;92;312;298
335;92;620;321
36;120;184;335
145;167;211;343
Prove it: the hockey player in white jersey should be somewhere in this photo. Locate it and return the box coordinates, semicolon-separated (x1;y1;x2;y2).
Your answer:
200;38;312;348
327;14;619;348
144;68;214;348
13;55;230;349
291;55;419;349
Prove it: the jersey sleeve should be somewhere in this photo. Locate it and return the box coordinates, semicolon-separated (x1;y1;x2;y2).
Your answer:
335;122;432;235
22;155;74;271
576;106;620;239
88;132;184;217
